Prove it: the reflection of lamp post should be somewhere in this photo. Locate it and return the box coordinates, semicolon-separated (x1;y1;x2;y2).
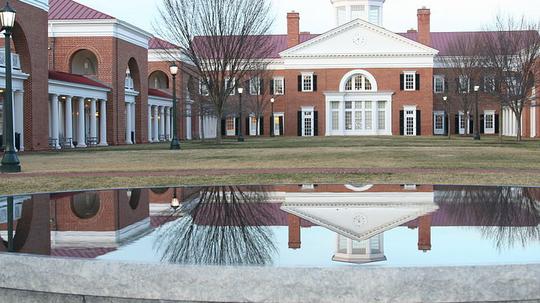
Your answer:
0;1;20;173
170;188;180;210
237;87;244;142
270;98;275;137
474;85;481;140
169;64;181;150
7;196;14;252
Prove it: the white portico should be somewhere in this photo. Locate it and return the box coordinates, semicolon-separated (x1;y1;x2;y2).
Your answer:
48;71;110;149
0;51;28;152
148;89;173;143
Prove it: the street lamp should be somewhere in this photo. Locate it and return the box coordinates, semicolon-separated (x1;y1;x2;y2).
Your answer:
270;98;275;137
170;188;180;210
0;1;20;173
237;87;244;142
473;85;481;140
169;63;181;150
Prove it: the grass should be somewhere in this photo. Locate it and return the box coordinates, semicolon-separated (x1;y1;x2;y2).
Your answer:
1;136;539;195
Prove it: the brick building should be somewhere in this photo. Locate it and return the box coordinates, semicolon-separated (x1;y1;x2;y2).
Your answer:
0;0;538;153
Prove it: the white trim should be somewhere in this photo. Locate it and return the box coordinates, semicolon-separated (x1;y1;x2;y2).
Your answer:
484;110;496;135
339;69;378;91
0;70;29;91
272;77;285;95
148;49;184;62
301;73;314;92
48;79;110;100
48;19;153;49
20;0;48;11
403;71;416;91
433;111;446;135
403;105;417;136
148;95;173;107
433;75;445;94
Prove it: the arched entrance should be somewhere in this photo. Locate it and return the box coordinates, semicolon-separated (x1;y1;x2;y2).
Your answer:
124;58;141;144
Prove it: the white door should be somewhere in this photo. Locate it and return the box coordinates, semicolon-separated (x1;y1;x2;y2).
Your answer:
274;114;283;136
302;111;314;137
484;111;495;135
249;116;258;136
433;111;445;135
458;113;468;135
404;108;416;136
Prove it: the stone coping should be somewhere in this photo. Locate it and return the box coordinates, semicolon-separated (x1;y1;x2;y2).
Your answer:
0;253;539;303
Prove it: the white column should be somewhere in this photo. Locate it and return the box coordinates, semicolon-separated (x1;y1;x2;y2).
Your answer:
58;99;65;140
77;97;87;148
152;106;159;142
50;94;60;149
165;107;171;141
148;105;153;143
159;106;165;141
90;98;97;141
14;91;24;151
125;102;133;144
99;100;108;146
65;96;73;148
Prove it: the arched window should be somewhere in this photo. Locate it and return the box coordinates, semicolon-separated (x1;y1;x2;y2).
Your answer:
148;71;169;89
344;74;374;92
71;192;100;219
70;50;98;76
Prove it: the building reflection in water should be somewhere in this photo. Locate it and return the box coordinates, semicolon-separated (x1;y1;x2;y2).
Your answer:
154;186;278;266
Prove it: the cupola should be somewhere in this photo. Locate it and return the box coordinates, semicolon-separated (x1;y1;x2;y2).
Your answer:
331;0;385;27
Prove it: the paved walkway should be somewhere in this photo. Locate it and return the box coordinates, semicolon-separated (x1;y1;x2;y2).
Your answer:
2;167;539;178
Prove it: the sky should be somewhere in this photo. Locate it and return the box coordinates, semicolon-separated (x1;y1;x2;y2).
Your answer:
75;0;540;36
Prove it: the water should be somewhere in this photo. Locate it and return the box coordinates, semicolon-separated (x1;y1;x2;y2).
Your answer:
1;184;539;267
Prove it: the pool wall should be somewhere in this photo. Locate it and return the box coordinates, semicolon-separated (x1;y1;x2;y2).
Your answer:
0;253;539;303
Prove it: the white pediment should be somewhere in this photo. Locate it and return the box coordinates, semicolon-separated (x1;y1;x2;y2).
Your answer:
280;19;438;59
281;192;438;241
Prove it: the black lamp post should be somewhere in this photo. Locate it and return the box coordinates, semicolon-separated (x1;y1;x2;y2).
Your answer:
0;1;20;173
237;87;244;142
270;98;275;137
169;64;181;150
473;85;481;140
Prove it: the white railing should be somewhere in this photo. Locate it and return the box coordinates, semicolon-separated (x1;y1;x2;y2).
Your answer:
0;50;21;70
125;76;134;90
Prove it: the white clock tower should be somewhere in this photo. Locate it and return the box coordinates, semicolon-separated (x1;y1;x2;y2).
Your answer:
331;0;385;27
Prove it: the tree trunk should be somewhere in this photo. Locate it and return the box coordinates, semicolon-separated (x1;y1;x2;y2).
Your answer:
447;112;452;140
499;103;503;143
200;113;205;142
216;113;223;144
516;111;522;142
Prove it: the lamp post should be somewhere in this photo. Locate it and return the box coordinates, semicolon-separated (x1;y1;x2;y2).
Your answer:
0;1;20;173
270;98;275;137
473;85;481;140
169;64;181;150
170;188;180;210
237;87;244;142
443;96;449;138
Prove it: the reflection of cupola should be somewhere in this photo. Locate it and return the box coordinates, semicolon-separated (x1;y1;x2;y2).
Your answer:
331;0;385;27
333;234;386;264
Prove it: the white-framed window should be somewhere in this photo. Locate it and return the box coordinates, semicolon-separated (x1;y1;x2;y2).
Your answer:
344;74;374;92
273;113;284;136
458;112;469;134
351;5;365;20
434;75;445;93
484;75;496;93
458;75;470;93
302;73;314;92
302;108;314;136
273;77;284;95
404;72;416;91
249;115;258;136
331;101;340;131
226;116;236;136
199;79;209;96
250;77;261;95
225;77;236;96
484;110;495;134
377;101;386;130
433;111;445;135
404;106;417;136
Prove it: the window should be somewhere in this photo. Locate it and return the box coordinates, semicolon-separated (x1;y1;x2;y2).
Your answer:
345;101;353;130
404;107;417;136
459;112;467;134
250;77;261;95
364;101;372;130
485;114;494;129
351;5;365;20
331;101;340;131
225;78;236;95
368;6;380;24
199;79;209;96
484;75;495;93
354;101;363;130
303;111;313;136
336;6;346;25
484;111;495;134
459;76;470;93
434;75;445;93
302;73;313;92
344;74;374;92
249;116;258;136
377;101;386;130
226;116;235;136
273;77;284;95
404;72;416;91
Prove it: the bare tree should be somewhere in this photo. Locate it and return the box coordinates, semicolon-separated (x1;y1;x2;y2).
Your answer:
156;0;274;143
440;35;485;138
481;16;540;141
243;67;280;137
186;75;214;141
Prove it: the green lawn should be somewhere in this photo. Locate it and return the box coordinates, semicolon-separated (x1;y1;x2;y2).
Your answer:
1;136;539;195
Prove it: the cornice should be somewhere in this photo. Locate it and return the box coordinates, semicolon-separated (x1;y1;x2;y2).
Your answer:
20;0;49;11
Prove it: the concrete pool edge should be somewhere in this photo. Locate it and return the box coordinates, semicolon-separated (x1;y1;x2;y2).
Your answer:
0;253;539;303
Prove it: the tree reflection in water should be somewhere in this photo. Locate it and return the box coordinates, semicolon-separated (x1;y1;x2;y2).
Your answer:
436;186;540;249
154;186;277;266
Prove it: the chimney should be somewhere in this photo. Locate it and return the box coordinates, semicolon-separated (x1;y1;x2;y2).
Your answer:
288;214;301;249
417;214;432;252
287;11;300;48
417;7;431;47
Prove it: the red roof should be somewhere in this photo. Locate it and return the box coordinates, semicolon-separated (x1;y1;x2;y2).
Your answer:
49;0;115;20
49;70;110;89
149;88;173;99
149;37;178;50
266;34;320;58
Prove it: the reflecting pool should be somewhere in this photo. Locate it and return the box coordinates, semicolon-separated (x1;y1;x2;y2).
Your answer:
1;184;539;267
